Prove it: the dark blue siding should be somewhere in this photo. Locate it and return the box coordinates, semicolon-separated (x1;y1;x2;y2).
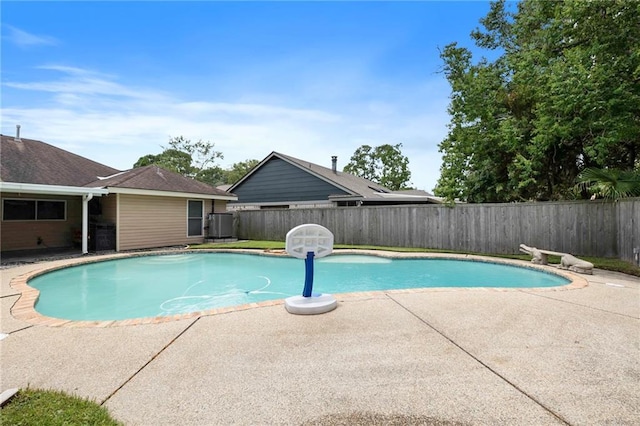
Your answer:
232;158;348;203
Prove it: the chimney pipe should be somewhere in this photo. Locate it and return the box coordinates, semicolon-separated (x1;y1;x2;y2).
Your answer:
15;125;21;142
331;156;337;173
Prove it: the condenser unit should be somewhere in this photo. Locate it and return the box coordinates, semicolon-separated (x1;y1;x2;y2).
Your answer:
208;213;234;238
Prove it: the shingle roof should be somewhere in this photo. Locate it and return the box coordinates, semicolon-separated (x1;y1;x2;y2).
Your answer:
1;134;235;198
1;134;119;186
88;166;233;196
231;151;440;203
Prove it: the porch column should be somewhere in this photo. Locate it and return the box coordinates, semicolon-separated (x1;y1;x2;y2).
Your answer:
82;194;93;254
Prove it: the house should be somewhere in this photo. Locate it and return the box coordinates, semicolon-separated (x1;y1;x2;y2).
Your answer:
0;132;237;254
227;151;442;210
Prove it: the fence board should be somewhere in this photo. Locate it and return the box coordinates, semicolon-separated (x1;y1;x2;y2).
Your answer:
617;199;639;263
235;199;640;263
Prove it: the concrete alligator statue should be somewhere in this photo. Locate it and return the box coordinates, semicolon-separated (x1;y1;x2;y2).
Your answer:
519;244;594;275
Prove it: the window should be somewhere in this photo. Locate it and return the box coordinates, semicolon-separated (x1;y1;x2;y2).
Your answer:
37;200;66;219
337;200;360;207
187;200;204;237
3;199;66;221
260;205;289;210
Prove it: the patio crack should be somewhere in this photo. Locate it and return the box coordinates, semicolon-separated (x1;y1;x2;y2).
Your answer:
387;294;572;426
99;317;200;406
520;290;639;320
4;325;34;335
0;294;21;299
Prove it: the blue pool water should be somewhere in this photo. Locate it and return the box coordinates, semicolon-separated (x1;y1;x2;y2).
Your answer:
29;253;570;321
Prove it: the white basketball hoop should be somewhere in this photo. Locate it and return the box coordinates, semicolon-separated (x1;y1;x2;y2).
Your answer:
284;224;337;315
285;224;334;259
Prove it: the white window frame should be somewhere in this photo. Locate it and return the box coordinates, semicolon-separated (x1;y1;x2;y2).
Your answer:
187;199;204;237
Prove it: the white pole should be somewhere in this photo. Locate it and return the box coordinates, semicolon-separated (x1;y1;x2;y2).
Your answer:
82;193;94;254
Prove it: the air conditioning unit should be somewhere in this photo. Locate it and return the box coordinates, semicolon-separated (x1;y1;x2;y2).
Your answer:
208;213;234;238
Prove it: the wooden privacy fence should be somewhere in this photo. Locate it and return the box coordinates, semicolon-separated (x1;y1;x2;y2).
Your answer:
234;198;639;263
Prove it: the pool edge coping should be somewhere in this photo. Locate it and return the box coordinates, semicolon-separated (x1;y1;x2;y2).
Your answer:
9;249;589;328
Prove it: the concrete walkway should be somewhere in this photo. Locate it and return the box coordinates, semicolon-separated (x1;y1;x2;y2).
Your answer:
1;254;638;425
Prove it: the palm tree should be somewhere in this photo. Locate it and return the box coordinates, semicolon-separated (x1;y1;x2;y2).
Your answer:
577;168;640;200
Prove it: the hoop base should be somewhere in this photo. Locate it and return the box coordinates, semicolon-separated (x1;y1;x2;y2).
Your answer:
284;294;337;315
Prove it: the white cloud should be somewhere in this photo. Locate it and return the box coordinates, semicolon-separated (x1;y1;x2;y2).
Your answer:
6;65;169;102
4;25;58;47
1;64;450;192
173;102;341;122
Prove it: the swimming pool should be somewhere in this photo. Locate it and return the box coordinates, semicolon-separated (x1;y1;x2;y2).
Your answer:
28;252;571;321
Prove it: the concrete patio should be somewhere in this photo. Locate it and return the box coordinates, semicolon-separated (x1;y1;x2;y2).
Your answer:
1;254;638;425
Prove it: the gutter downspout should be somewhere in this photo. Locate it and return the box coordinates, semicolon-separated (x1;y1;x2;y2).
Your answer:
82;194;94;254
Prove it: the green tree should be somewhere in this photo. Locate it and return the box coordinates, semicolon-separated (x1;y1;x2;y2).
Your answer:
197;166;226;187
224;159;259;184
133;136;224;184
435;0;640;202
343;143;412;190
133;149;193;176
577;168;640;200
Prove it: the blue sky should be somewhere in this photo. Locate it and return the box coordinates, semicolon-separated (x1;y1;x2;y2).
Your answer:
1;1;495;192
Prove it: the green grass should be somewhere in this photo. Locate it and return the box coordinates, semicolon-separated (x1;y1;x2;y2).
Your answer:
579;256;640;277
190;240;640;277
485;253;640;276
192;240;454;253
1;388;122;426
193;240;286;250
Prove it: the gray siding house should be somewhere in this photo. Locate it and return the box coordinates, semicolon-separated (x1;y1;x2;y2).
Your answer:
227;152;442;210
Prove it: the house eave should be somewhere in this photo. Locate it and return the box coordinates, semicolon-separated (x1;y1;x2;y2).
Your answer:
328;193;443;204
230;199;332;206
106;186;238;200
0;182;109;197
327;195;364;201
377;194;444;203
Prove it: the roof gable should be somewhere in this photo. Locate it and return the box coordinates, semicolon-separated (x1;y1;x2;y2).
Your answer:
230;151;396;199
275;152;393;196
229;156;349;203
228;151;440;204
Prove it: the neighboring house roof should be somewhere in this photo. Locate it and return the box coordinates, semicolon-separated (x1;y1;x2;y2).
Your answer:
276;152;395;198
392;189;433;196
1;134;236;199
229;151;442;204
